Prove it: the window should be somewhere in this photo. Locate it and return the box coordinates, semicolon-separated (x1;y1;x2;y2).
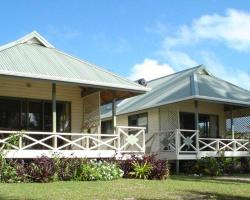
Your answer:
0;99;20;130
199;114;219;138
101;120;113;134
0;97;71;132
179;112;219;138
128;113;148;133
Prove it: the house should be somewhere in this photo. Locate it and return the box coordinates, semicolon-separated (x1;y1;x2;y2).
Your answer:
102;66;250;169
0;31;149;158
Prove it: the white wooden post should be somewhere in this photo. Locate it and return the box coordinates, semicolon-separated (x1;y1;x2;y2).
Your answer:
52;83;57;149
142;128;146;153
194;101;199;151
112;98;117;134
231;107;235;139
216;139;220;151
117;127;121;152
18;133;22;149
196;130;199;153
175;129;180;155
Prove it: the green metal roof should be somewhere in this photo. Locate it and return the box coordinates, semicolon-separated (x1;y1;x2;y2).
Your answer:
0;31;149;93
102;65;250;118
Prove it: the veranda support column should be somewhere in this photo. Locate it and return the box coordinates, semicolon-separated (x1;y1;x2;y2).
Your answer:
52;83;57;148
112;98;117;134
194;101;199;152
231;107;235;139
176;160;180;174
194;101;199;130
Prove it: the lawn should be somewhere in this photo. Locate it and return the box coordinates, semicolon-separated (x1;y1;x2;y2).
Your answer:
0;176;250;200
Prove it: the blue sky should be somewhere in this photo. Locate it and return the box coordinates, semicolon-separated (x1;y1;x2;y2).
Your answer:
0;0;250;89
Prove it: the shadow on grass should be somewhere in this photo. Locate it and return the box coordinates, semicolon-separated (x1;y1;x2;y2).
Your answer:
184;190;250;200
0;194;34;200
171;175;250;185
135;191;250;200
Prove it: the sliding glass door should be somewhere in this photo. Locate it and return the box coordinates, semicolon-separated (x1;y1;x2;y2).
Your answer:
0;97;71;132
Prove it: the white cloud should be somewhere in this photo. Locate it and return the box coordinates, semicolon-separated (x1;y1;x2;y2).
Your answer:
165;9;250;51
128;58;174;81
160;49;198;70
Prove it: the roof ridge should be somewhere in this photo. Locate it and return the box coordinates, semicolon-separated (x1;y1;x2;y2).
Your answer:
0;31;54;52
147;64;204;83
203;72;250;93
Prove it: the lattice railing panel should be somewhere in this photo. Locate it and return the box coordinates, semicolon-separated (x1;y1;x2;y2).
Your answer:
225;107;250;139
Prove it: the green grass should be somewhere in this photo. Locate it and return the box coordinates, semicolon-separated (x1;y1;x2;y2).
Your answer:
0;176;250;200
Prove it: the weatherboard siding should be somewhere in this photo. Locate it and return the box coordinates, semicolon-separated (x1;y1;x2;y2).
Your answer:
115;100;226;137
0;77;83;133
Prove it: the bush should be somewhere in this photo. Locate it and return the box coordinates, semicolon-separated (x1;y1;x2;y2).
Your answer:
27;157;55;183
76;160;123;181
54;158;83;181
193;157;222;176
118;154;169;180
130;161;152;179
0;159;29;183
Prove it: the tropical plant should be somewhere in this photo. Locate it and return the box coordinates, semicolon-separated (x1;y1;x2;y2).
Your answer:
193;157;222;176
130;161;152;179
76;160;123;181
27;156;55;183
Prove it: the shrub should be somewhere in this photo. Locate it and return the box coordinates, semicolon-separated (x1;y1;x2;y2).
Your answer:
118;154;169;180
240;157;250;172
54;158;83;181
130;161;152;179
76;160;123;181
27;157;55;183
193;157;222;176
148;158;169;180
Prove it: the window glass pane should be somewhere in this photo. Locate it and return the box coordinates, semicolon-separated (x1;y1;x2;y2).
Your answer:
198;114;218;138
101;120;112;134
28;101;42;131
57;102;71;132
21;101;27;130
128;113;148;133
44;102;52;131
0;99;20;130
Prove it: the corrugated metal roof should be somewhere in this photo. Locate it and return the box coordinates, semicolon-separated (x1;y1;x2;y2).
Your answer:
0;32;149;93
102;66;250;119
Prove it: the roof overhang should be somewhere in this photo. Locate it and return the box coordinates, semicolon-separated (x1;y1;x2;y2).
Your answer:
102;95;250;119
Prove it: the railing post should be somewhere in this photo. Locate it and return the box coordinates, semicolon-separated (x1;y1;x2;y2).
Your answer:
142;128;146;153
86;136;90;149
18;133;22;149
196;130;199;153
216;139;220;151
175;129;180;156
233;140;236;151
117;127;121;152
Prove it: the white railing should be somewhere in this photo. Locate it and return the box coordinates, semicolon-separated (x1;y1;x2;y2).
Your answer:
157;130;176;152
0;127;145;158
199;138;250;152
155;129;250;157
117;126;145;153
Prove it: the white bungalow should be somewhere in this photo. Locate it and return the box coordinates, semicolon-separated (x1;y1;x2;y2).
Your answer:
0;31;149;158
102;66;250;169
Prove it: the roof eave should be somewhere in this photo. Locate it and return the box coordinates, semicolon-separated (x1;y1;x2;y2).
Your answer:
0;71;149;94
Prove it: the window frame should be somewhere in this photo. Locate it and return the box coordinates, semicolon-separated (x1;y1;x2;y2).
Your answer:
0;96;71;132
128;112;148;133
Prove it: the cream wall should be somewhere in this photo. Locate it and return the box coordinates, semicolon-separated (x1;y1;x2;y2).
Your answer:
112;100;226;137
0;77;83;133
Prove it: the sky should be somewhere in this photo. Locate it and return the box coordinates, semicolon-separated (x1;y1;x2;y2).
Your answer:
0;0;250;90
